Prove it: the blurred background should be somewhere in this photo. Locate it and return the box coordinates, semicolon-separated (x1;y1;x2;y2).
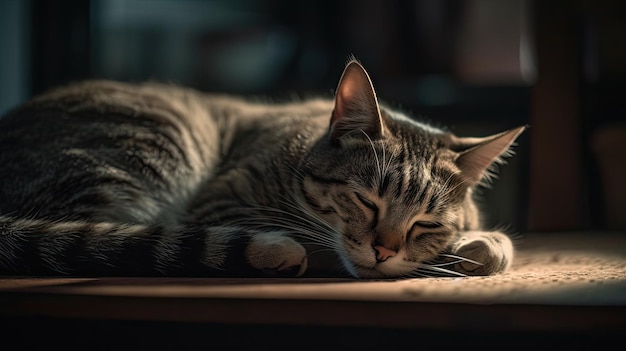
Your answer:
0;0;624;234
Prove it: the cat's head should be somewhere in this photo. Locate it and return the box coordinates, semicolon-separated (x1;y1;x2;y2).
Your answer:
300;59;525;278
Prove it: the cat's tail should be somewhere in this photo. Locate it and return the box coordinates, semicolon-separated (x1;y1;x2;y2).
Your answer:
0;215;233;276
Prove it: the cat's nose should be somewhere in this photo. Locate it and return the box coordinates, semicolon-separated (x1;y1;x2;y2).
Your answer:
373;245;397;262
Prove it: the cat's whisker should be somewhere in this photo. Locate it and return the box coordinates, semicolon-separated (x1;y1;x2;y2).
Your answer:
289;233;340;249
259;172;339;235
259;217;338;249
425;260;464;267
236;217;331;240
232;187;345;251
408;271;441;279
278;198;337;233
306;248;337;256
234;215;341;249
405;269;437;278
434;172;467;203
250;204;335;235
293;238;341;253
285;228;341;247
283;164;308;183
380;136;387;180
360;129;383;185
439;253;484;266
382;143;395;183
419;264;468;277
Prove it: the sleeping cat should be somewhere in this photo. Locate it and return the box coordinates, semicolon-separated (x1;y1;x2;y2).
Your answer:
0;59;524;278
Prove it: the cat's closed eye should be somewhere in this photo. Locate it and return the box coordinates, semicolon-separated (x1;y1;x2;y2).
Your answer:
414;221;442;229
354;192;378;212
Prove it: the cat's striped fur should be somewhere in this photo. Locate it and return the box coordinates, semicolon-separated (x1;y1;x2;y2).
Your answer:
0;60;524;278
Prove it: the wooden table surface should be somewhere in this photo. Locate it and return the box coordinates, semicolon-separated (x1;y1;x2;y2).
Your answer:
1;231;625;334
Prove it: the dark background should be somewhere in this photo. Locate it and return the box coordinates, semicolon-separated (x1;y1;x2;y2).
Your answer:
1;0;625;233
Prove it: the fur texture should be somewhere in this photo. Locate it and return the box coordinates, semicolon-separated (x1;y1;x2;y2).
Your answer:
0;60;524;278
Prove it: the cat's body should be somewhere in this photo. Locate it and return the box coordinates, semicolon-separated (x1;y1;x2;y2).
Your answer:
0;60;524;278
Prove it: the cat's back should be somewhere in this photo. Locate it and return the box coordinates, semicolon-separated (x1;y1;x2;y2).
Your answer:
0;80;231;222
1;80;220;129
0;79;335;222
0;79;227;171
0;79;334;140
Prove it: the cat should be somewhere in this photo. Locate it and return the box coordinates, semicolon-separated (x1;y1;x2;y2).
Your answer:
0;59;524;278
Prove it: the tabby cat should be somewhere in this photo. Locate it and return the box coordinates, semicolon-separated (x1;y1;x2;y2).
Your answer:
0;59;524;278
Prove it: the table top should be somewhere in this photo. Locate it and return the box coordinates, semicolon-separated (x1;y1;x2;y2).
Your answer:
1;231;625;331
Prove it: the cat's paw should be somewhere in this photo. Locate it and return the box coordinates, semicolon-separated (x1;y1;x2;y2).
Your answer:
246;232;307;277
449;231;513;276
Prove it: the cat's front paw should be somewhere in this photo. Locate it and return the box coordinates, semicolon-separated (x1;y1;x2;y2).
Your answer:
450;231;513;276
246;232;307;277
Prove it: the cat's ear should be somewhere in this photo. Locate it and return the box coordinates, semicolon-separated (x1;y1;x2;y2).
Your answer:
453;126;526;184
330;60;384;140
